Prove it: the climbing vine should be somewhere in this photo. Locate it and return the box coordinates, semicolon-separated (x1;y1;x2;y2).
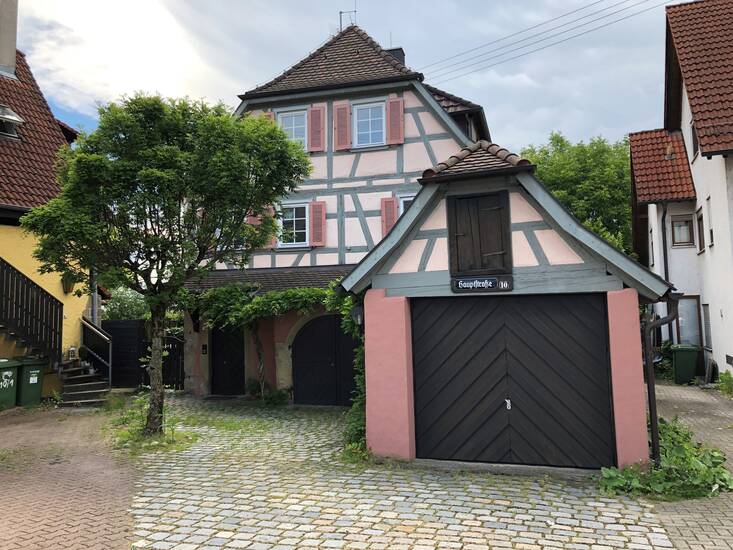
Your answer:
191;280;366;448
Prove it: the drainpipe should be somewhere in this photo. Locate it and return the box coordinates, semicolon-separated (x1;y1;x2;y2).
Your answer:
643;292;681;467
660;203;670;282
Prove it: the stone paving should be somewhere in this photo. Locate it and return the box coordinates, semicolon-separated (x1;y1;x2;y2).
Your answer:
131;397;674;549
655;383;733;550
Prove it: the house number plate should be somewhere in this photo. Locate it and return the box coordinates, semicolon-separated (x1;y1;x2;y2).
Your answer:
450;275;513;293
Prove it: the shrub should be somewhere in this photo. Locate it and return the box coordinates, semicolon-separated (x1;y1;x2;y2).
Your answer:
718;371;733;397
343;344;366;446
263;389;289;407
600;417;733;499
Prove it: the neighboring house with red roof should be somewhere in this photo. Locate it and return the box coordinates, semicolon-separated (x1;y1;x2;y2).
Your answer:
185;25;492;400
0;0;105;406
630;0;733;374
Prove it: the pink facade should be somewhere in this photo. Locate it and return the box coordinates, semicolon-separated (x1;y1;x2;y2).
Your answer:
364;289;416;460
607;288;650;467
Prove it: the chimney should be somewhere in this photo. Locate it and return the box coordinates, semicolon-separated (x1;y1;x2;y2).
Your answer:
385;47;405;65
0;0;18;76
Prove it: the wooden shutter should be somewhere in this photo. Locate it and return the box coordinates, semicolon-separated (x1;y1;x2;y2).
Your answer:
381;196;399;237
308;104;326;153
448;192;512;276
263;111;275;122
309;201;327;246
333;101;351;151
386;97;404;145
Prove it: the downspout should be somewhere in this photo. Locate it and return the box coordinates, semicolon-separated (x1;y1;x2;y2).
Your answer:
660;203;670;282
643;292;681;467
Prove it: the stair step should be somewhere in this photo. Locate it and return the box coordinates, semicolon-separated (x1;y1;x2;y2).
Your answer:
63;381;110;392
61;389;110;401
59;398;108;408
61;374;108;384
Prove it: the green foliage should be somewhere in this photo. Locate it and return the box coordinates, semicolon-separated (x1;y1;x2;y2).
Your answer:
340;441;370;464
263;389;290;407
107;392;197;455
600;417;733;499
343;343;366;446
718;371;733;397
22;94;309;433
655;340;674;381
102;287;148;320
521;132;632;252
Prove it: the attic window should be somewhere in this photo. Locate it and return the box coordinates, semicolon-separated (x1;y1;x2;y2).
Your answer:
0;105;23;138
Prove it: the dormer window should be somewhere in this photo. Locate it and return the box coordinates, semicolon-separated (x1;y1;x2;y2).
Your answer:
0;104;23;139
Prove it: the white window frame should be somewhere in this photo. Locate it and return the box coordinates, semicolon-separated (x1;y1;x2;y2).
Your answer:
277;108;307;149
352;100;386;148
277;201;309;248
398;193;417;215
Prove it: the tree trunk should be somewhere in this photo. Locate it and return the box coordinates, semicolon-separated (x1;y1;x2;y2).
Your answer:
252;322;266;400
144;305;167;435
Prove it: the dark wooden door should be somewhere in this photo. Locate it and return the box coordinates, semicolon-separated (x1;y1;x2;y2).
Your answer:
292;315;356;406
412;294;615;469
210;326;245;395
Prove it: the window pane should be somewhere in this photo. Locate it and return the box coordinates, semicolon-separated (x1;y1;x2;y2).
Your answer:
371;130;383;143
294;219;306;231
294;206;306;218
357;120;369;133
371;106;382;119
678;298;701;346
357;132;370;144
673;221;691;244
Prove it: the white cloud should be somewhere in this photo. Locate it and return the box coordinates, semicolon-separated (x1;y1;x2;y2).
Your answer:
19;0;240;115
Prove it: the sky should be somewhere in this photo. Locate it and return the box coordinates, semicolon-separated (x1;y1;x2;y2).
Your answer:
18;0;672;152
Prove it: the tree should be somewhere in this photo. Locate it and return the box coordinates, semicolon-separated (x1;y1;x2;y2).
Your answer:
23;94;310;434
521;132;632;252
102;287;148;320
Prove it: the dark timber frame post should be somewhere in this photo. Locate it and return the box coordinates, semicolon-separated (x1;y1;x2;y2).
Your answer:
643;293;680;466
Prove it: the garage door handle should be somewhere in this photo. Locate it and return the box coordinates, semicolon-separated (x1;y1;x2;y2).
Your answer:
505;398;512;410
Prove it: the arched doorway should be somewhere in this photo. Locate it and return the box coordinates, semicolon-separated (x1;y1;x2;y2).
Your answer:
292;315;357;406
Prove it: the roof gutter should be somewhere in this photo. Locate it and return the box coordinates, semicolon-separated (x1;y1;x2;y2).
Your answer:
239;74;422;101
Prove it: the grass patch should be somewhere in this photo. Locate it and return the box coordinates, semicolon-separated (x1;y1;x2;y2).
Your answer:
600;417;733;500
718;371;733;398
106;393;198;456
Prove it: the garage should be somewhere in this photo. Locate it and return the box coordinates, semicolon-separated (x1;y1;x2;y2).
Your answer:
412;294;614;468
341;141;672;469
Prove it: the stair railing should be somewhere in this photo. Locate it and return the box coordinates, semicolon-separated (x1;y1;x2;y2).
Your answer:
81;316;112;387
0;257;63;366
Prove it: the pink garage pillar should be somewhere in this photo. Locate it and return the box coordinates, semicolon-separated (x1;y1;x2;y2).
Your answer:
607;288;649;468
364;288;416;460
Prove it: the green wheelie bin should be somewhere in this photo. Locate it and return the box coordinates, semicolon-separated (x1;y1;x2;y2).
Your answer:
16;358;46;407
0;359;20;410
672;344;700;385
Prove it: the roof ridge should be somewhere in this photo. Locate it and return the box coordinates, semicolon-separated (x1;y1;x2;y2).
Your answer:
243;25;420;98
421;140;532;179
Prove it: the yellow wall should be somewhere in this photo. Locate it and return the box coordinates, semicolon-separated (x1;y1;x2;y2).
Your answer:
0;224;90;358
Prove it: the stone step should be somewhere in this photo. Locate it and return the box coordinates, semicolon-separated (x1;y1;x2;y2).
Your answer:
61;388;110;402
59;398;107;408
61;373;108;385
63;380;110;393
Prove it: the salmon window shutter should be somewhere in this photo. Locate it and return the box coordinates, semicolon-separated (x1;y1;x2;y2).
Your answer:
308;104;326;153
263;111;275;122
309;201;327;247
386;97;404;145
333;101;351;151
381;196;399;237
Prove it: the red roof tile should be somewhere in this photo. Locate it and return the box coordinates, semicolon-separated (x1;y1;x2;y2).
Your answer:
423;84;480;114
667;0;733;155
420;140;533;181
0;51;67;209
629;129;696;204
241;25;422;99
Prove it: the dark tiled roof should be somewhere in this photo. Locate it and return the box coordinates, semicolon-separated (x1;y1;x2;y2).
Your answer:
188;265;355;293
0;51;68;209
667;0;733;155
629;129;696;204
424;84;480;114
241;25;422;99
420;140;533;181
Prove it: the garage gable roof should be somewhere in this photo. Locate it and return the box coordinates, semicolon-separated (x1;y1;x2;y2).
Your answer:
341;145;672;301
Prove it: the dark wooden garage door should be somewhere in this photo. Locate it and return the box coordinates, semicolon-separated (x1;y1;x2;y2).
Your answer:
412;294;615;469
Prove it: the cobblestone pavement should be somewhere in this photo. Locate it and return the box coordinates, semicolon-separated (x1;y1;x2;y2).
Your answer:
655;383;733;550
131;397;673;549
0;407;137;550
